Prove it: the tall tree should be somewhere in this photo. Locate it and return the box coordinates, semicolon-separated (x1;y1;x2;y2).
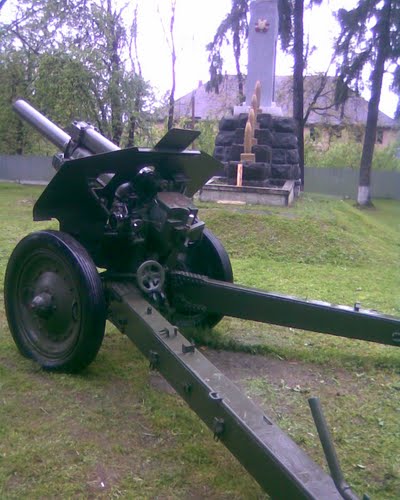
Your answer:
206;0;249;99
335;0;400;206
292;0;304;189
157;0;178;130
0;0;154;152
123;5;155;148
167;0;177;131
0;50;34;154
206;0;324;189
274;0;324;190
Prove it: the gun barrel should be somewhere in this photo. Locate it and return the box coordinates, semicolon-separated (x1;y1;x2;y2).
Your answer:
71;121;119;155
13;99;71;152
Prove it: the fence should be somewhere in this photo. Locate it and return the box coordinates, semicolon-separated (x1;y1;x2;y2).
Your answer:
305;166;400;200
0;155;53;184
1;155;399;200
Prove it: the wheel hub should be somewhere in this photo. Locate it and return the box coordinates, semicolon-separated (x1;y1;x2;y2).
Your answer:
30;291;54;319
18;259;81;348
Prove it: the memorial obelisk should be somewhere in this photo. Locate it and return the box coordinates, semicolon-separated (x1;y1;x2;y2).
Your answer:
207;0;299;205
235;0;282;115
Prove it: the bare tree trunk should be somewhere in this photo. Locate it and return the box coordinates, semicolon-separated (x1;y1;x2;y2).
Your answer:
167;0;177;131
107;0;123;145
293;0;304;190
233;31;244;102
126;3;143;148
129;3;142;77
357;0;391;206
127;91;144;148
15;120;24;155
126;115;136;148
109;69;123;144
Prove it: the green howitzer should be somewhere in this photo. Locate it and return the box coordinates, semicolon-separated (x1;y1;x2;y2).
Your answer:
5;99;399;499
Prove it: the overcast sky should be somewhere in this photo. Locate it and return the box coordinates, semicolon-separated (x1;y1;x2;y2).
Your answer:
2;0;397;118
136;0;396;118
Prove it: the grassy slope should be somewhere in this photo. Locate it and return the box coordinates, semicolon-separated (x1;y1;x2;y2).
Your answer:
0;184;399;498
197;196;400;498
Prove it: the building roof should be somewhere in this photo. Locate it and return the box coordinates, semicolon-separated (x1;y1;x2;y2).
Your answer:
173;75;398;129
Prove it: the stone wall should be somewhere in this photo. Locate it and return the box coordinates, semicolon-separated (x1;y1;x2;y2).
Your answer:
213;113;300;187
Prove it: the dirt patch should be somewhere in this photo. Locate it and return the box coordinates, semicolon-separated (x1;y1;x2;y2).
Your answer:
150;347;368;398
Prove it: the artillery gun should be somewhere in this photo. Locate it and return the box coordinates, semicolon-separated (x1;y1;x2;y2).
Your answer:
5;99;400;499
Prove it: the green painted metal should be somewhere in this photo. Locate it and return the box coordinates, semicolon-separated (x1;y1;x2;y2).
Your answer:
170;272;400;347
106;281;343;500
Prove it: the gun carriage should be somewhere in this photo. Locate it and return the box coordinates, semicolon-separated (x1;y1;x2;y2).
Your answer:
5;99;400;499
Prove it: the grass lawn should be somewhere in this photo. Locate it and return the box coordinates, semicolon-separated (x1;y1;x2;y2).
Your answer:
0;183;399;499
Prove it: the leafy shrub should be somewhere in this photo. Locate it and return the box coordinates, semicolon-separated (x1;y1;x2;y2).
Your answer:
372;142;400;170
305;138;400;171
166;118;219;155
195;120;219;155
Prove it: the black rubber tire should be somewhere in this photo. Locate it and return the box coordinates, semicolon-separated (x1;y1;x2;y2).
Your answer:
4;230;106;372
172;228;233;329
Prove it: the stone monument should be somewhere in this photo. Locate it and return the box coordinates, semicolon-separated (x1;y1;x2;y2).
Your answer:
200;0;300;206
234;0;282;116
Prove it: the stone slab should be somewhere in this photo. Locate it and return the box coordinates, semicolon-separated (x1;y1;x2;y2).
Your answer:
234;104;283;117
199;177;295;206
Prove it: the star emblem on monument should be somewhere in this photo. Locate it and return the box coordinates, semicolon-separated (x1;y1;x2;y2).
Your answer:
255;18;270;33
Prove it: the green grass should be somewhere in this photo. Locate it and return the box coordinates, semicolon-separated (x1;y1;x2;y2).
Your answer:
0;183;399;499
194;195;400;498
